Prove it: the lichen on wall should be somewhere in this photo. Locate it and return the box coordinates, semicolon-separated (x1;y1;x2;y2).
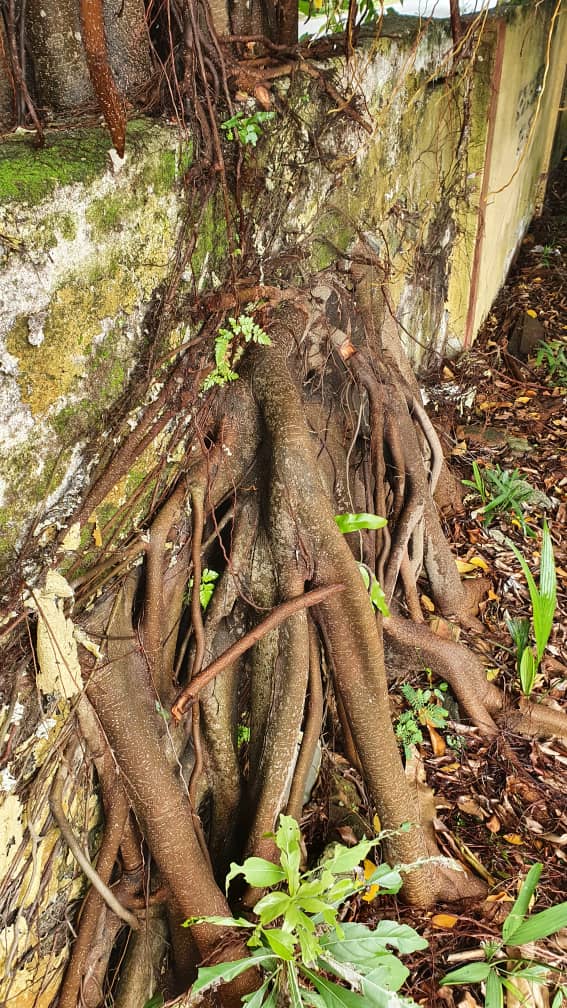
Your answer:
0;120;191;584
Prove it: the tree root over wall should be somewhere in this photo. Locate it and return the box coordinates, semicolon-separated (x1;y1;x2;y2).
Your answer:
3;265;567;1008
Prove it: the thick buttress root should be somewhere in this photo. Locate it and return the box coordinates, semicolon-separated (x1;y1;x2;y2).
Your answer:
19;270;567;1008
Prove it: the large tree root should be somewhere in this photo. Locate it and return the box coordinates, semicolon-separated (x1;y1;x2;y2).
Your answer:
6;269;566;1008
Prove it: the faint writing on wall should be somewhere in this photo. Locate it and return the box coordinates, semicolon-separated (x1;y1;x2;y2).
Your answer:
515;64;544;156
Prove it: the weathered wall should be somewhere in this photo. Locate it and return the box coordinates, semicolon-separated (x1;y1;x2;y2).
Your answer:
0;3;563;590
466;1;567;343
0;6;565;1005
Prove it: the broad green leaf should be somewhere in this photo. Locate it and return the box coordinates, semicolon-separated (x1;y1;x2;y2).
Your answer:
322;839;377;875
226;857;286;893
534;521;557;660
364;864;403;893
265;928;296;960
507;525;557;662
442;962;492;984
519;646;537;696
485;968;503;1008
325;877;358;904
368;573;391;618
254;891;292;925
298;897;338;915
502;863;543;942
511;965;550;982
301;967;368;1007
193;953;275;994
363;958;409;995
276;815;302;892
334;513;388;534
321;921;427;961
243;973;279;1008
506;902;567;946
302;992;327;1008
298;927;325;967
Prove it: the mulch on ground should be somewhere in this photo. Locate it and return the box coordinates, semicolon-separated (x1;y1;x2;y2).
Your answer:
391;159;567;1005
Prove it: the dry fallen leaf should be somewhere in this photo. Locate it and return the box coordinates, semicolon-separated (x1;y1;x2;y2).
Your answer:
486;815;501;833
503;833;523;845
362;859;380;902
427;725;447;756
421;594;435;613
431;913;459;929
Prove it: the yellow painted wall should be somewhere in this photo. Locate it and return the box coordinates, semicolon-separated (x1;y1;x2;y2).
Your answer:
468;2;567;341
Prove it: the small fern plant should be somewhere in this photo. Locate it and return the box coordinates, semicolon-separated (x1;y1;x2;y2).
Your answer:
395;683;449;759
202;314;271;391
184;814;427;1007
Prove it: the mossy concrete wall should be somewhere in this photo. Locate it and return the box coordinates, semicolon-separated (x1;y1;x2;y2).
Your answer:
0;120;193;575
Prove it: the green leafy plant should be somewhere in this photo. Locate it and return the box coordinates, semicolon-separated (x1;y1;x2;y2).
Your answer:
237;722;251;747
534;339;567;388
505;521;557;696
185;814;427;1007
334;513;390;617
221;110;275;146
462;462;541;536
395;682;449;759
203;314;271;391
187;567;220;610
441;862;567;1006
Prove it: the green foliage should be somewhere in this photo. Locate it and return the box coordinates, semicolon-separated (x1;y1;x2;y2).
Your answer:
237;723;251;747
334;514;390;617
395;682;449;759
298;0;381;38
534;339;567;388
441;863;567;1005
505;522;557;696
462;462;541;536
202;314;272;391
185;814;426;1007
334;513;387;534
187;567;220;610
221;110;276;147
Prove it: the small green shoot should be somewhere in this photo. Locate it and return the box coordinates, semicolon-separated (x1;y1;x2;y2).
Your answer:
237;723;251;747
334;513;390;616
395;683;449;759
462;463;541;536
505;522;557;696
187;568;220;610
203;314;271;391
184;814;426;1007
220;110;275;147
441;862;567;1004
534;339;567;389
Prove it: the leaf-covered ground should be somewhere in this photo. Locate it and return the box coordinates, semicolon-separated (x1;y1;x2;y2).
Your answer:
301;162;567;1005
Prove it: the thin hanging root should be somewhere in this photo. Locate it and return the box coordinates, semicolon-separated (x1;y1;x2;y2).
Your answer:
408;394;444;494
171;584;344;720
286;619;324;822
188;484;206;809
80;0;126;155
58;796;130;1008
50;765;139;931
142;483;186;696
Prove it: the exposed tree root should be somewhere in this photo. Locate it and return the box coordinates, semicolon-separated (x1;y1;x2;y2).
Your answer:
5;268;566;1007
